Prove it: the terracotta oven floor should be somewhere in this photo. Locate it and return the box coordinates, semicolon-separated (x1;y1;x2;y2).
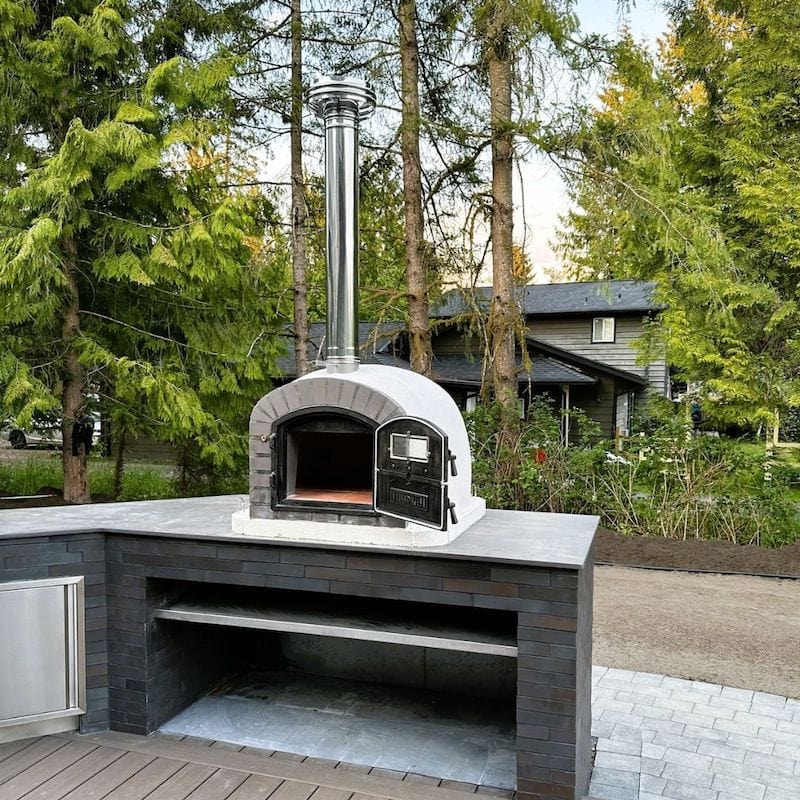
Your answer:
287;488;373;505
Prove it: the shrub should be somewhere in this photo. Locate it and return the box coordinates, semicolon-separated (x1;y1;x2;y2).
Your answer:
90;463;177;501
467;400;800;546
0;456;63;495
780;408;800;442
466;397;605;514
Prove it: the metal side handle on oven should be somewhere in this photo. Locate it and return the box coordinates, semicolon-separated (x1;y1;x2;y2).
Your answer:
448;501;458;525
448;452;458;477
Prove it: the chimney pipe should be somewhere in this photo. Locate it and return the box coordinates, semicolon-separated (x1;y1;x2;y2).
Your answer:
309;75;376;373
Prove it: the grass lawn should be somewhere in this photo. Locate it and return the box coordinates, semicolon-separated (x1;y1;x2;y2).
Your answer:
0;448;179;500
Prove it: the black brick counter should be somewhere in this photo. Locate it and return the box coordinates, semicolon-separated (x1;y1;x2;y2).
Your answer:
0;496;595;800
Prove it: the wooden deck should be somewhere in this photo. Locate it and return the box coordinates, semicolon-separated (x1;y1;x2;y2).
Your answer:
0;732;514;800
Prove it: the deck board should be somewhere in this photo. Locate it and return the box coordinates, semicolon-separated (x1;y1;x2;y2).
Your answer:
0;739;68;785
225;774;283;800
0;734;489;800
0;741;39;766
16;745;125;800
102;757;186;800
309;788;355;800
266;781;317;800
58;751;155;800
143;762;218;800
0;741;97;800
184;767;248;800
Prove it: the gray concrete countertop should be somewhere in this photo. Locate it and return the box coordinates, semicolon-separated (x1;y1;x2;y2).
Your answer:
0;496;597;569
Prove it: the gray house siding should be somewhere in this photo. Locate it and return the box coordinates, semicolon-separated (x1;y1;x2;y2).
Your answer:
568;378;615;440
432;328;483;356
530;316;668;395
430;314;669;439
431;317;668;398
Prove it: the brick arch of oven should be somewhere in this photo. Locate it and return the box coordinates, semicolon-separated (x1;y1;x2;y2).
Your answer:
249;377;406;520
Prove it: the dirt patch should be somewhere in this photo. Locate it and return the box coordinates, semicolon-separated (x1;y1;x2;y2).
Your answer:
594;527;800;577
594;565;800;698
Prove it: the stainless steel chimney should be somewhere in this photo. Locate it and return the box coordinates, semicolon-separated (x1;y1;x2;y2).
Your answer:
309;76;376;373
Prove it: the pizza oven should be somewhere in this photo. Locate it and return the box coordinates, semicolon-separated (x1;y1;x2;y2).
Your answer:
233;76;485;546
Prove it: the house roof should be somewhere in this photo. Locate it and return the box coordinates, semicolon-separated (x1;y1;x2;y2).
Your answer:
391;353;598;388
432;279;663;319
276;322;598;388
526;336;648;388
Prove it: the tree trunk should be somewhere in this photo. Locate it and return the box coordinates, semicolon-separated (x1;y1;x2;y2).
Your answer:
487;31;518;430
113;426;127;500
61;237;90;504
290;0;310;377
399;0;433;376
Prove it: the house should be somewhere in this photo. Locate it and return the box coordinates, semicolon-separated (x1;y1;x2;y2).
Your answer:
430;279;667;439
276;280;667;441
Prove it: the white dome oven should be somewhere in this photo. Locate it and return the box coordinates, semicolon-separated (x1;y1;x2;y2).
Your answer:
233;76;484;546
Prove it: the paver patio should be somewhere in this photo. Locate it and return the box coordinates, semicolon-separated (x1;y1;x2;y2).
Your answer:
588;667;800;800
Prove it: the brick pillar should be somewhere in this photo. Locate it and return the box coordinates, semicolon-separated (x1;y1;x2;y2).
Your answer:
516;559;593;800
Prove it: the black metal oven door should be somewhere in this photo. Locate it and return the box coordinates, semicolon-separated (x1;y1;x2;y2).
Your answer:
374;417;448;529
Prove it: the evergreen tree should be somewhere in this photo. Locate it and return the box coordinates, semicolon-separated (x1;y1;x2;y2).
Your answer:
0;0;285;501
468;0;578;442
290;0;311;377
560;0;800;428
399;0;434;376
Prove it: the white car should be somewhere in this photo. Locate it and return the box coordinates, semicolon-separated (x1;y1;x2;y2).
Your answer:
4;416;101;450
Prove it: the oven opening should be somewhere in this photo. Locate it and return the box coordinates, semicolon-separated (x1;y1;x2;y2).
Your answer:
282;413;374;507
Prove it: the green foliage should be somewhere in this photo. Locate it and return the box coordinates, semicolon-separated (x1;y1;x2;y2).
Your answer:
0;455;177;500
173;440;248;497
0;0;289;479
90;463;177;500
606;421;798;547
0;457;63;496
780;409;800;443
301;159;409;323
468;399;800;546
466;397;603;513
559;1;800;427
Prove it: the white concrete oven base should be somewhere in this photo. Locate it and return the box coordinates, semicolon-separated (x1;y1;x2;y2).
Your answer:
231;497;486;547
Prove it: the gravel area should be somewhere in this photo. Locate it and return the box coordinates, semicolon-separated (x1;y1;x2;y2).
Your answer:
0;439;59;463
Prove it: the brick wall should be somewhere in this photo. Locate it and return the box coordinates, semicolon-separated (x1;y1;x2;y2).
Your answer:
1;531;592;800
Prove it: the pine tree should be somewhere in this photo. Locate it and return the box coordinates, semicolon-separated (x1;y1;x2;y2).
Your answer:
290;0;311;377
399;0;434;376
470;0;578;440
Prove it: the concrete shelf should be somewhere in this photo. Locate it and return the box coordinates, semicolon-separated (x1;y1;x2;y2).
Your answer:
153;596;518;657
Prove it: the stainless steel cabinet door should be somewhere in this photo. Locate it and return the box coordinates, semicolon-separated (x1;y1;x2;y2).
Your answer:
0;577;85;726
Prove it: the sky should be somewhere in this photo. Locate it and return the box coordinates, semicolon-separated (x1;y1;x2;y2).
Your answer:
262;1;670;286
520;0;669;283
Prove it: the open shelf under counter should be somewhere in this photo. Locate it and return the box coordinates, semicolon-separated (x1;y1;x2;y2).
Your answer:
152;588;518;658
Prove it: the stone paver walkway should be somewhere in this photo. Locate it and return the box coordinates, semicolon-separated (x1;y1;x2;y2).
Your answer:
588;667;800;800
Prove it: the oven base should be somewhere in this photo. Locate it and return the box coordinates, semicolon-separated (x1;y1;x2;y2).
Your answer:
231;497;487;547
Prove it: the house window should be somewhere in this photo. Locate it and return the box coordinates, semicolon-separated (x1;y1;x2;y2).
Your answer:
592;317;615;343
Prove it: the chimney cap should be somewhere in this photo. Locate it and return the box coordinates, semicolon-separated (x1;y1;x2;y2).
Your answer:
309;75;376;122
